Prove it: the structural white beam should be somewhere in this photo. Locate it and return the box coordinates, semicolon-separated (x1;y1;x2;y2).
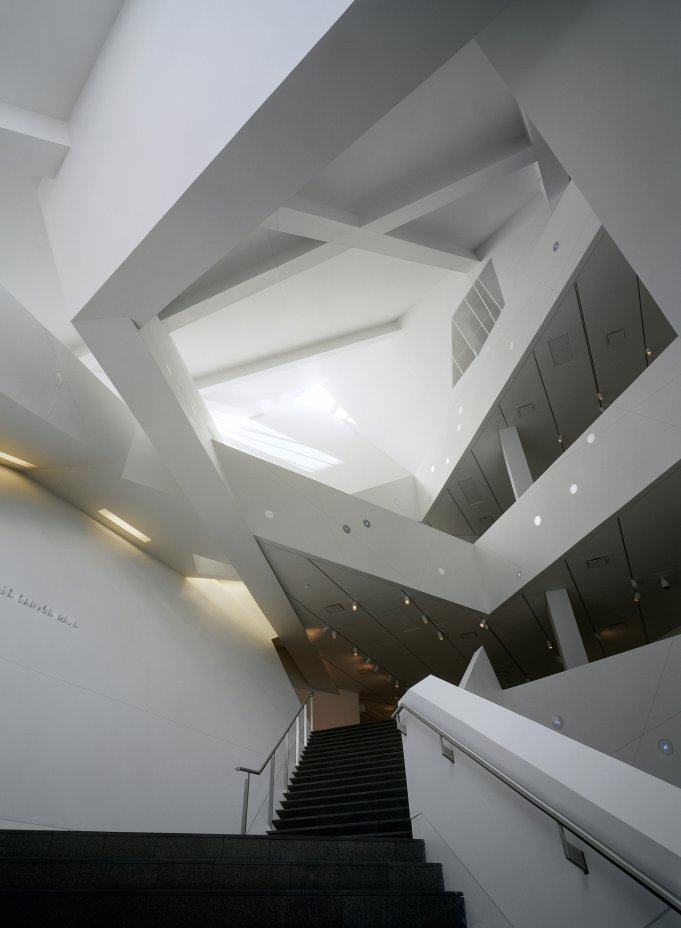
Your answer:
360;141;537;234
195;320;400;389
499;425;533;500
0;101;69;178
264;199;477;271
545;588;589;669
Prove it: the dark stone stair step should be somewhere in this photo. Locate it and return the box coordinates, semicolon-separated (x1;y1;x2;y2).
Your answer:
281;787;407;810
278;797;409;820
271;816;413;838
0;888;466;928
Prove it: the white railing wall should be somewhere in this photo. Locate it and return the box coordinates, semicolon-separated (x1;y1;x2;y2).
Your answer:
398;676;681;928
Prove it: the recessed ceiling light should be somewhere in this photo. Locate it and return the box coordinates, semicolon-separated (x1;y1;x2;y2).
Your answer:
509;340;515;350
552;714;565;730
569;484;578;495
97;509;150;543
533;515;542;526
0;451;36;469
553;241;560;252
342;524;351;534
457;424;462;432
587;432;595;444
394;499;400;506
363;518;371;528
438;567;446;576
658;738;674;755
445;457;450;465
515;570;522;579
264;509;274;519
430;465;435;473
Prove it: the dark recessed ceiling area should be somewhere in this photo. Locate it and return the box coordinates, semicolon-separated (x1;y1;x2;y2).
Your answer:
262;458;681;718
426;230;677;541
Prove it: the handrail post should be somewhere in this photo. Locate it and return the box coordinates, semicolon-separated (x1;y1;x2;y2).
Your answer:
295;709;300;763
267;752;276;829
310;693;314;736
240;772;251;835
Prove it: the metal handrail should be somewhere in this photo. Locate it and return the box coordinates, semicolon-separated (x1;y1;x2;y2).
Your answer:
394;702;681;915
236;691;314;834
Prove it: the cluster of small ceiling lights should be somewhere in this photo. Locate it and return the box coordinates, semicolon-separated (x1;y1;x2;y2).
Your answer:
319;624;400;691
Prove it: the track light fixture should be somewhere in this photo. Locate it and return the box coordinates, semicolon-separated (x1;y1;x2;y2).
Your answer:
351;601;358;612
633;591;641;604
331;629;337;640
630;578;639;590
421;614;428;625
403;594;410;606
353;646;358;657
546;640;554;651
437;631;444;641
394;680;400;688
479;618;489;629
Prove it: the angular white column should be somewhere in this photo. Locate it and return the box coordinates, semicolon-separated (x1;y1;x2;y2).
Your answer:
499;426;533;500
545;589;588;669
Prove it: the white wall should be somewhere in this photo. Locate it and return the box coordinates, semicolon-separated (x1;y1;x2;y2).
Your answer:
401;676;681;928
0;464;299;833
0;167;71;346
500;635;681;790
39;0;352;316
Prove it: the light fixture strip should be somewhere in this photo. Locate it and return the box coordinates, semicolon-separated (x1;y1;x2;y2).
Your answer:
0;451;35;469
97;509;151;543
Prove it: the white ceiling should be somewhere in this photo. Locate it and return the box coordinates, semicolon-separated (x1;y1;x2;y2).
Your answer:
0;0;123;119
397;164;541;252
170;248;449;381
299;41;526;216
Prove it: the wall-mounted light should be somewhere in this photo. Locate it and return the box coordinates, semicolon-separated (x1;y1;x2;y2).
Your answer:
97;509;150;543
0;451;36;469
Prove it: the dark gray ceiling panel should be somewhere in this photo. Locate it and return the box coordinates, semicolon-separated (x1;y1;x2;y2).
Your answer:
534;287;601;445
470;405;516;512
498;354;561;479
446;452;502;533
428;489;478;541
618;466;681;581
563;522;647;654
576;234;646;405
639;281;677;360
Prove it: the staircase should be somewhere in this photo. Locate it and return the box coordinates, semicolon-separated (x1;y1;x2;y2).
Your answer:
0;722;466;926
272;718;412;838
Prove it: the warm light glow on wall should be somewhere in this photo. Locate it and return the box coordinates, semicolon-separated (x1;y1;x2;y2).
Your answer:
0;451;35;469
97;509;151;543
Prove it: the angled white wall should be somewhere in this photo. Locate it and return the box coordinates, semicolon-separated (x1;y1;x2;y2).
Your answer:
400;675;681;928
0;466;299;832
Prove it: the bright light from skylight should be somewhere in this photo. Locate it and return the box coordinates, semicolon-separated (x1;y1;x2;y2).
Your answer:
205;401;341;473
292;384;357;424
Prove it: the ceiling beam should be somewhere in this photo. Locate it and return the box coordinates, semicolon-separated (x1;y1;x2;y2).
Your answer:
360;141;537;234
196;320;400;388
0;100;69;178
264;199;477;271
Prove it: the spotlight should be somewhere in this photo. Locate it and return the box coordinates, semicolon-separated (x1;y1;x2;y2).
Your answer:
331;629;337;640
351;601;358;612
646;347;654;358
660;577;671;590
479;618;489;629
630;578;639;590
633;591;641;604
403;594;410;606
373;663;380;673
421;614;429;625
546;640;554;651
437;631;444;641
557;434;564;446
394;680;400;689
353;647;358;656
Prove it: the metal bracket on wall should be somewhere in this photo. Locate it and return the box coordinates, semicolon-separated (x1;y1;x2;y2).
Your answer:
440;737;456;763
396;717;407;737
558;823;589;874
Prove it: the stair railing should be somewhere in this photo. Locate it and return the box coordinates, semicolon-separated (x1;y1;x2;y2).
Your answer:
236;691;314;835
393;702;681;915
